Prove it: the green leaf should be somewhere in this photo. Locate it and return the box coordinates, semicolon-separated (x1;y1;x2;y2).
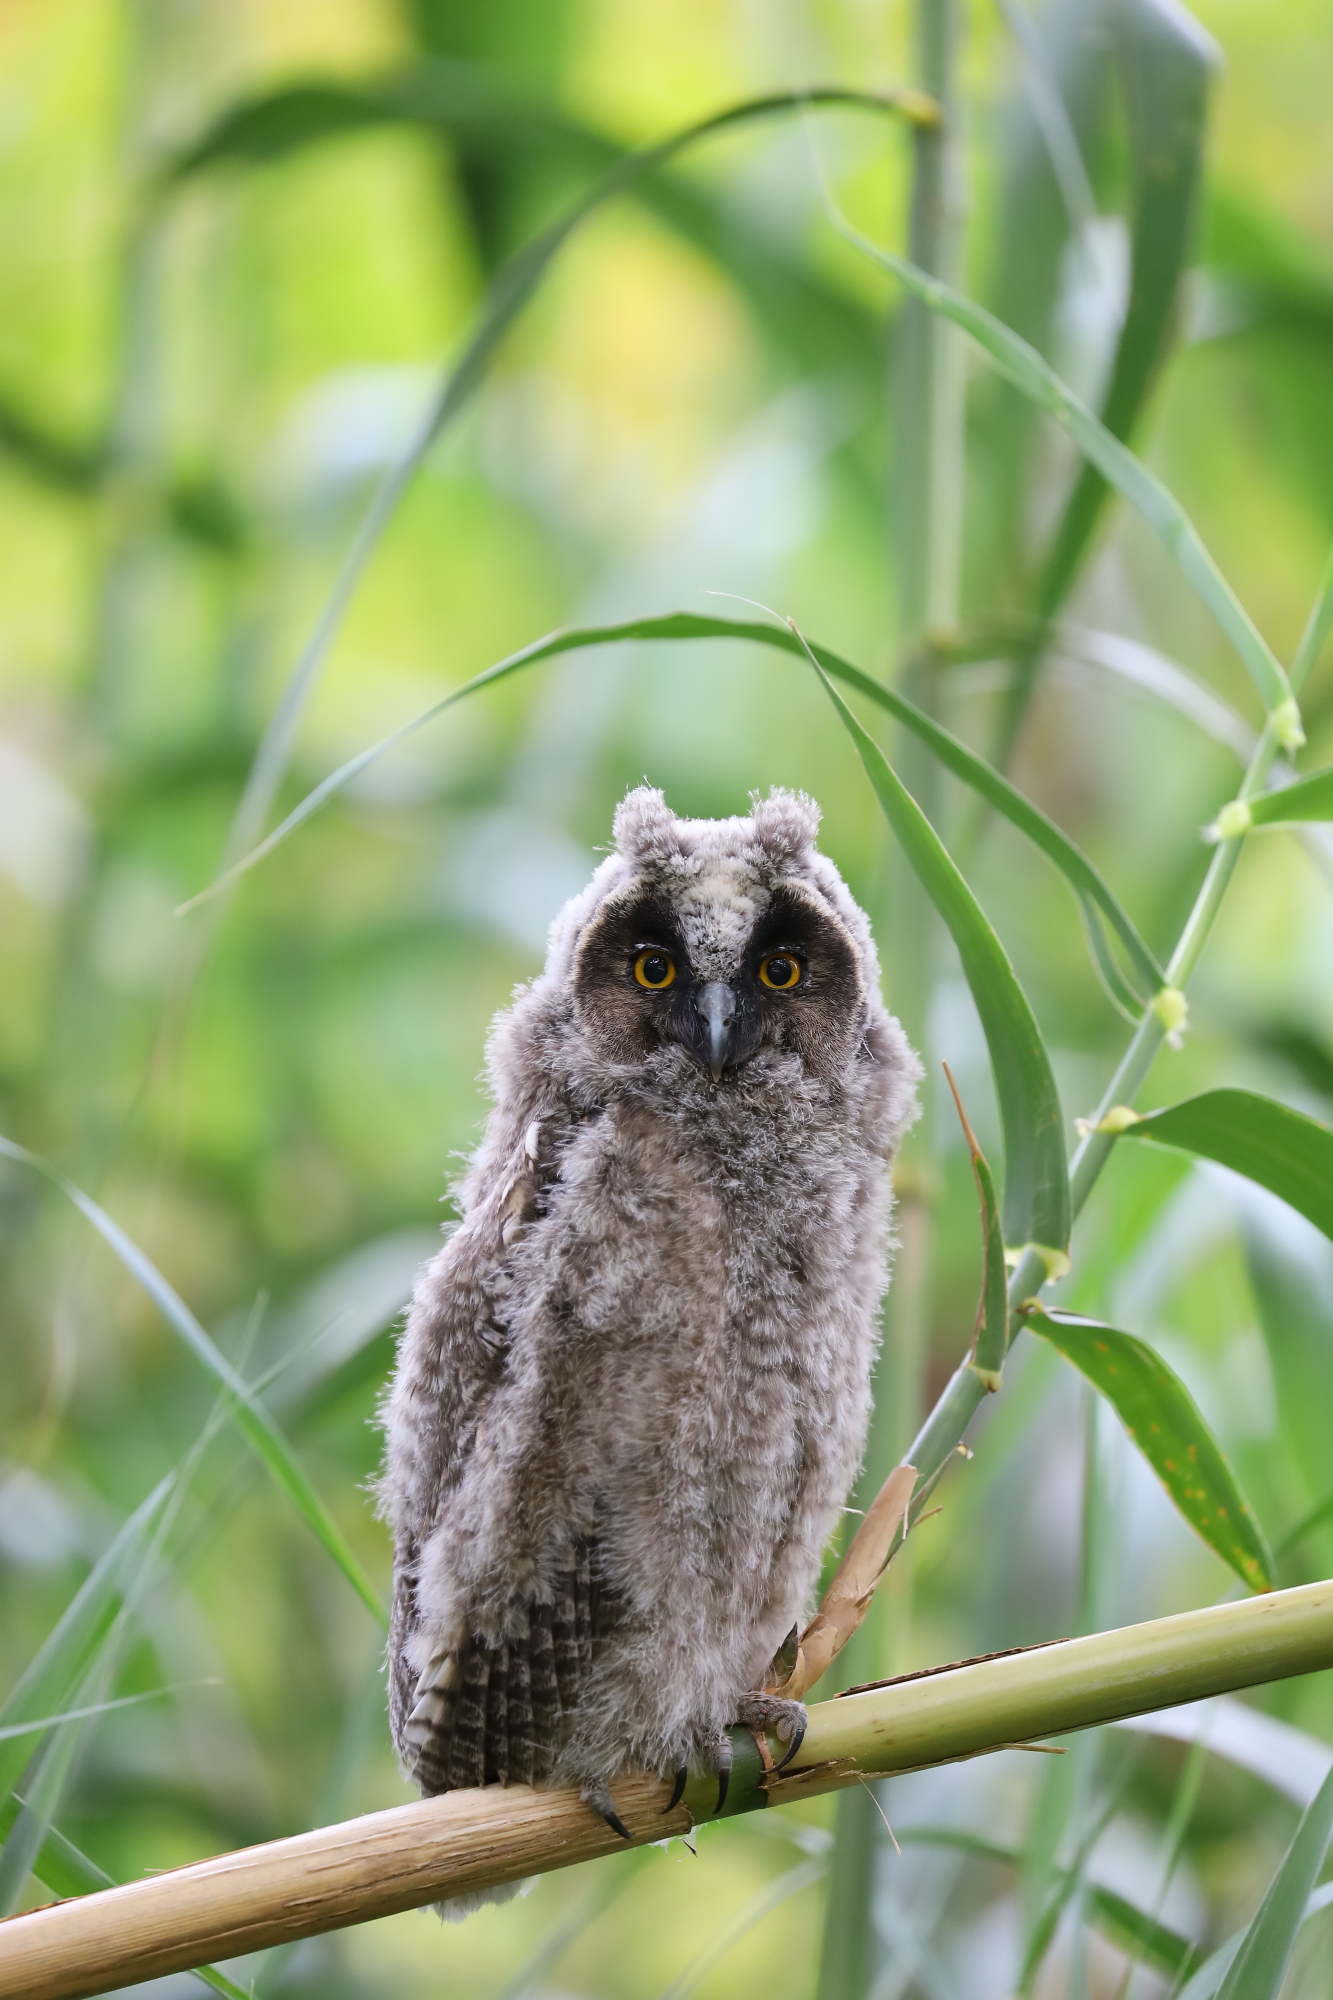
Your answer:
499;1850;655;2000
896;1827;1199;1981
0;1689;187;1744
0;1135;385;1624
985;0;1219;780
1091;1883;1201;1984
0;1793;111;1898
944;1064;1009;1387
1215;1762;1333;2000
823;205;1298;730
1238;768;1333;829
658;1859;826;2000
0;1700;97;1914
1242;1190;1333;1527
163;63;884;385
1117;1089;1333;1241
812;666;1070;1255
0;1478;174;1796
1292;542;1333;692
184;609;1078;1251
1276;1483;1333;1562
982;0;1114;588
1055;624;1256;762
1038;0;1219;613
184;85;934;883
181;613;1163;1017
0;1365;275;1914
806;634;1164;1001
1024;1308;1275;1592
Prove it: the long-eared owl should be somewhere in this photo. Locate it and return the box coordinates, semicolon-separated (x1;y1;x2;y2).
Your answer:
381;785;919;1859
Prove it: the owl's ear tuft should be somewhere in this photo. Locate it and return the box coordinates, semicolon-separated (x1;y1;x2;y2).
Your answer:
750;787;821;865
612;785;682;863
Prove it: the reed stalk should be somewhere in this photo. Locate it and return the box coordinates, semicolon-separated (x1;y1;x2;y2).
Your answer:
2;1585;1330;2000
816;2;967;1986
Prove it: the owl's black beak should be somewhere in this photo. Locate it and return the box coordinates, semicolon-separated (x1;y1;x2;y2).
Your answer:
698;981;737;1081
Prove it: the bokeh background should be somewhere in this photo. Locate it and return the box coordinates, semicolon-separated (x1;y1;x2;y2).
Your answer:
3;1;1333;1995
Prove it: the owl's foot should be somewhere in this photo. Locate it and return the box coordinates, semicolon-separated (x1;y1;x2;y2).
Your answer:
582;1782;632;1842
662;1733;732;1818
734;1692;808;1772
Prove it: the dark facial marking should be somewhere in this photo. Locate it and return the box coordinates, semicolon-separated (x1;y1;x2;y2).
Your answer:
740;886;865;1078
574;879;866;1081
573;891;697;1066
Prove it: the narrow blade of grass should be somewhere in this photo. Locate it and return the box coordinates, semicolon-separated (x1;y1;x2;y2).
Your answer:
0;1135;384;1623
0;1701;97;1914
1215;1762;1333;2000
1036;0;1218;616
0;1795;251;2000
658;1858;826;2000
187;87;935;885
943;1063;1009;1387
178;612;1163;1012
1054;624;1256;762
1291;541;1333;691
161;62;889;388
0;1687;202;1744
812;664;1070;1256
0;1477;174;1795
896;1826;1198;1982
1276;1483;1333;1561
0;1356;259;1911
819;199;1297;731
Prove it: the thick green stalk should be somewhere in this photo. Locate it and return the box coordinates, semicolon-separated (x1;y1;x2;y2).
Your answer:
895;4;966;642
818;6;965;1995
5;1587;1332;2000
899;691;1299;1513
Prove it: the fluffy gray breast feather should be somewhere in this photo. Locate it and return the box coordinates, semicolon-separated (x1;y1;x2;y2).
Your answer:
380;784;920;1835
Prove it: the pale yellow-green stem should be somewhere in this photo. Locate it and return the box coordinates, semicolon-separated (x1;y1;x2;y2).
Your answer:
2;1583;1330;2000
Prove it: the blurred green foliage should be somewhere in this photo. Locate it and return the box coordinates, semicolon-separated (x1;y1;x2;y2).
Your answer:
3;1;1333;1995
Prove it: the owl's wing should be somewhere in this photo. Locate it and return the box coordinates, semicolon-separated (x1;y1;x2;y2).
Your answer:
401;1538;622;1792
389;1108;615;1794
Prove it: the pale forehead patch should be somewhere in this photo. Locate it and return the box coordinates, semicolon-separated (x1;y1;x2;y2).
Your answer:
673;858;770;980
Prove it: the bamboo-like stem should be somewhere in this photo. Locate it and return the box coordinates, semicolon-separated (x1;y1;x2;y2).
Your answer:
3;1584;1331;2000
898;680;1307;1520
819;0;967;1981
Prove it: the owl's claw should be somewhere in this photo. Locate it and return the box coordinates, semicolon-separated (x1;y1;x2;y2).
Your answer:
733;1692;809;1772
583;1782;632;1842
663;1766;689;1814
773;1708;808;1771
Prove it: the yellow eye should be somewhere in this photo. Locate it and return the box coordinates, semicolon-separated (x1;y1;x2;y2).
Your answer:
759;953;802;991
634;948;676;990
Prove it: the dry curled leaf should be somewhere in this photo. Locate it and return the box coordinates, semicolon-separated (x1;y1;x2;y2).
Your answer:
768;1463;918;1699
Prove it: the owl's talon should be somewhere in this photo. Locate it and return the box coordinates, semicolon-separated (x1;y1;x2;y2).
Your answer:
664;1766;688;1814
583;1783;633;1842
733;1692;809;1772
773;1709;808;1771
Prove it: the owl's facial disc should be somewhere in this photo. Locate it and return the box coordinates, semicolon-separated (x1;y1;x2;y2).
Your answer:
572;882;865;1081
